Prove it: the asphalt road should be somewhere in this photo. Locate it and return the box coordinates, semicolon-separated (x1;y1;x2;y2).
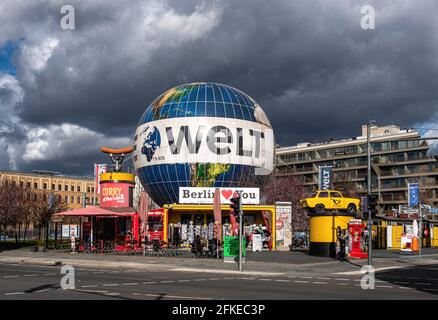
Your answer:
0;262;438;300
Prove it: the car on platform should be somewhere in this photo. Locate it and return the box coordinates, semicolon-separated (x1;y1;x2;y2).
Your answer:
300;190;360;214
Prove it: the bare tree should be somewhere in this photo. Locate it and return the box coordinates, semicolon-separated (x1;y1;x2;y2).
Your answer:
258;174;310;231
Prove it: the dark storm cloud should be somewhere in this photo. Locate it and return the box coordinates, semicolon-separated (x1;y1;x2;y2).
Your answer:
1;0;438;174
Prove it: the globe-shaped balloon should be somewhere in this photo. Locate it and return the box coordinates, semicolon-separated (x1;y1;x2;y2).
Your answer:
133;82;274;206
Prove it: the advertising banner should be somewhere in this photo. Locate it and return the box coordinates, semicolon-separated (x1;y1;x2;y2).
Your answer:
100;182;131;207
275;202;292;248
318;166;333;190
400;233;413;253
62;224;79;238
94;164;107;194
252;234;263;252
133;117;275;175
408;183;419;207
179;187;259;204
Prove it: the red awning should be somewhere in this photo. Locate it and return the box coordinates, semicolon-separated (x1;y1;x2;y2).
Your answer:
54;206;136;217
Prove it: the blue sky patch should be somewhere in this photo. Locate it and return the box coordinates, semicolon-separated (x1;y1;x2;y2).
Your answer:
0;40;20;76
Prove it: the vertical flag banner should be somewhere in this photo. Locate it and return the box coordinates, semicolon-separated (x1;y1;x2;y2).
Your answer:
213;188;222;242
94;164;107;194
318;166;333;190
408;183;419;207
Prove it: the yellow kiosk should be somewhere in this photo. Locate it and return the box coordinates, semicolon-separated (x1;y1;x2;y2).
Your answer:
309;212;354;257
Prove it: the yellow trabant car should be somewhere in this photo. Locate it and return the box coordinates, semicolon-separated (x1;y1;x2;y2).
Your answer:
300;190;360;214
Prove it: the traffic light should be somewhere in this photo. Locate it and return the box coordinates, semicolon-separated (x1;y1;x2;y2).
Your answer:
230;192;241;223
363;194;378;220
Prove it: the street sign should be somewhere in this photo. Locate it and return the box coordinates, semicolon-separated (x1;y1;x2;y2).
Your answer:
408;183;419;207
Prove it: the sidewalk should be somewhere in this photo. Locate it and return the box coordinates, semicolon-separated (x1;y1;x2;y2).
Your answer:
1;248;437;276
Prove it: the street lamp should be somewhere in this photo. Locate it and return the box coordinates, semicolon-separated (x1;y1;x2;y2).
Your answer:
367;120;376;266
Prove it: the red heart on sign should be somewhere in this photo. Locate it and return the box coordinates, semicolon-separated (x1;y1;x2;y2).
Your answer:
221;189;233;200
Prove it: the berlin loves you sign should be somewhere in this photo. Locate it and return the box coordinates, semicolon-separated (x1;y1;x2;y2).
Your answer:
179;187;260;204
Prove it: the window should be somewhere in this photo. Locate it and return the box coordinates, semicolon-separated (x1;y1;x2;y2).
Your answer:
91;187;95;193
58;184;62;191
77;196;81;204
309;192;317;198
51;184;55;190
27;182;31;188
19;181;24;188
318;191;329;198
65;185;68;191
65;196;68;203
34;182;38;189
71;196;74;203
77;186;80;192
4;180;8;186
87;187;91;193
71;185;74;192
330;192;342;198
43;183;47;190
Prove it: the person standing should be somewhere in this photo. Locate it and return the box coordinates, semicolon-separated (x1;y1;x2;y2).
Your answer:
70;229;77;254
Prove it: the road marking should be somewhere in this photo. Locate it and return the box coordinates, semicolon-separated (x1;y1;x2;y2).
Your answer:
142;281;156;284
294;280;309;283
376;285;393;288
223;277;235;280
398;287;411;290
313;282;328;285
194;279;207;282
259;279;273;281
24;274;38;277
123;283;139;286
414;283;431;286
35;289;50;293
160;281;174;283
317;277;331;280
104;292;120;296
299;276;313;279
287;275;297;278
43;273;57;276
4;275;19;278
336;283;348;286
275;280;290;283
5;292;25;295
92;272;104;275
394;282;409;285
177;280;190;282
81;285;98;288
334;278;349;281
103;284;119;287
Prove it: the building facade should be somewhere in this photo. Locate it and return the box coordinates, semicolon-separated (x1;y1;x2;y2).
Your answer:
275;124;438;212
0;170;96;209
